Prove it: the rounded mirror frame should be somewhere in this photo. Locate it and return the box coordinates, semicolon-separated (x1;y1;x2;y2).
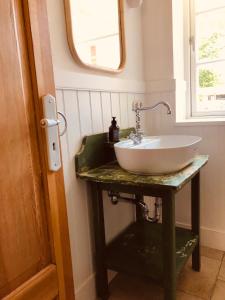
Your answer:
64;0;126;73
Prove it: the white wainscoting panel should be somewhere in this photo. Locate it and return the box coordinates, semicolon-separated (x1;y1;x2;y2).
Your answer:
56;87;145;300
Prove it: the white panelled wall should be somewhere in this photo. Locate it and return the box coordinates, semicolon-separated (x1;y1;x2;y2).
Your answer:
56;89;145;300
46;0;145;298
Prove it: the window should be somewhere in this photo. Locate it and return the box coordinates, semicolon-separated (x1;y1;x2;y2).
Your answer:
190;0;225;116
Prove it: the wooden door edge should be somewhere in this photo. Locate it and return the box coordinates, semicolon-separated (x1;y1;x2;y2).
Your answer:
3;265;58;300
21;1;75;299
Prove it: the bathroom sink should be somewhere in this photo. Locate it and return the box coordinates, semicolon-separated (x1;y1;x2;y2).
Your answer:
114;135;202;175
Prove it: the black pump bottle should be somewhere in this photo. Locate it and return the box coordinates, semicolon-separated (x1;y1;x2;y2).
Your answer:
109;117;120;142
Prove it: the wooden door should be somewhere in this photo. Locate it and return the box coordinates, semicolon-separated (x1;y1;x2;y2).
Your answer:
0;0;74;299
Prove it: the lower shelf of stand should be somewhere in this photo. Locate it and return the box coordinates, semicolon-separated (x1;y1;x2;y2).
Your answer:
106;221;198;282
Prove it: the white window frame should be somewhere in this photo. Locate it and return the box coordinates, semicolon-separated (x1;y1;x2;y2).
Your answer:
189;0;225;117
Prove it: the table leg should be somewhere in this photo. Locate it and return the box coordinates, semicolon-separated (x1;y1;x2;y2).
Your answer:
162;191;176;300
191;172;201;271
91;183;109;300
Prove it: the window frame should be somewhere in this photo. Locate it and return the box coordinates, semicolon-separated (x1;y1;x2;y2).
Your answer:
189;0;225;117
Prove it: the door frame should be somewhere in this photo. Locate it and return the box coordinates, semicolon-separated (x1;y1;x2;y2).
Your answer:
5;0;75;299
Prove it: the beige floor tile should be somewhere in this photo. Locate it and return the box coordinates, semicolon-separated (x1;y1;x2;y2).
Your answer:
201;246;224;261
211;280;225;300
218;256;225;281
177;256;221;300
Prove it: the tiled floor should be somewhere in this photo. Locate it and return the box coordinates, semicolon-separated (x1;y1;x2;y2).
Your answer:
109;247;225;300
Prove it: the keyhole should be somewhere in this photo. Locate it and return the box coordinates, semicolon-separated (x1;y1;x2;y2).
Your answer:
53;142;56;151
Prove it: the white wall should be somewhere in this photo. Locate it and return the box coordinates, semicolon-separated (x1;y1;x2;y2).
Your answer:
47;0;145;89
142;0;225;251
142;0;173;83
46;1;145;299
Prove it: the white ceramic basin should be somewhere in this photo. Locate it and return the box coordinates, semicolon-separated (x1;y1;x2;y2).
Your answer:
114;135;202;175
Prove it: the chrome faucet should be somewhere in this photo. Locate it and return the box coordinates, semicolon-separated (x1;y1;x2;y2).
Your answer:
129;101;172;145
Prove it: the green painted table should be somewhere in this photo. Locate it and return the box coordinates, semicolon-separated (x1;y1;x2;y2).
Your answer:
75;129;208;300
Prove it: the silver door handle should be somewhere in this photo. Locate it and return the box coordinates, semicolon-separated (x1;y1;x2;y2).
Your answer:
40;111;67;136
40;94;66;172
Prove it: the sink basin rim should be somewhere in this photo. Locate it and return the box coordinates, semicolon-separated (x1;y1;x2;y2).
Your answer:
114;135;202;150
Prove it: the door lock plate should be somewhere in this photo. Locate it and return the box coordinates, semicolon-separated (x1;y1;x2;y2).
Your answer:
41;94;62;172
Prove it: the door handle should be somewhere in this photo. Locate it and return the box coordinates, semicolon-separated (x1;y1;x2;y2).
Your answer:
41;111;67;136
40;94;67;172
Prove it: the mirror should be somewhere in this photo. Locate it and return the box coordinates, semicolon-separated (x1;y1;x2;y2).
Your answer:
64;0;126;72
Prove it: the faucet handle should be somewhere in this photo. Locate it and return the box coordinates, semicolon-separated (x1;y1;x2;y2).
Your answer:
132;101;143;111
137;101;143;109
135;102;140;110
128;131;135;138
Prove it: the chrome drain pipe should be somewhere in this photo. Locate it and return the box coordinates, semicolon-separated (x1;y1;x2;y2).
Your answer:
107;191;161;223
139;198;161;223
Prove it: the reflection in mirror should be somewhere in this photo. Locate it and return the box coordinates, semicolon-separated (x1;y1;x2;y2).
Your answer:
64;0;126;72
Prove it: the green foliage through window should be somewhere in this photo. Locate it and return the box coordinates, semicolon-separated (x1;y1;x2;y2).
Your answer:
199;32;222;60
199;69;219;88
198;32;222;88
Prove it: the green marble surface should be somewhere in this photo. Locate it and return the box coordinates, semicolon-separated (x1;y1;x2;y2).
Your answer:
77;155;208;190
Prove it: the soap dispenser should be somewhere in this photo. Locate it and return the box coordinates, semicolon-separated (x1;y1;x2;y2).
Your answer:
109;117;120;142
